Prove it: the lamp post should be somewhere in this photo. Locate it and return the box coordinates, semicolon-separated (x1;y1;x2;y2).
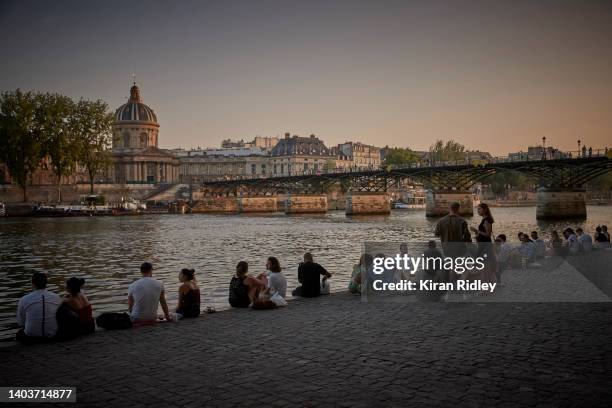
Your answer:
542;136;547;160
577;139;581;157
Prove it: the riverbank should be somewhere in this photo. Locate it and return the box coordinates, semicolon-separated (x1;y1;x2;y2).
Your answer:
1;292;611;407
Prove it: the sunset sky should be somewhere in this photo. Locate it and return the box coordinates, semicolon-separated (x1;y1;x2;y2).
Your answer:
1;0;611;154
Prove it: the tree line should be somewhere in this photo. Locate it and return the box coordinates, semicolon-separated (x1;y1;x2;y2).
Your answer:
0;89;113;202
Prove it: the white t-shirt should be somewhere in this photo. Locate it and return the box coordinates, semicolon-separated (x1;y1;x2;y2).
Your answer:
17;289;62;337
128;277;165;321
267;271;287;298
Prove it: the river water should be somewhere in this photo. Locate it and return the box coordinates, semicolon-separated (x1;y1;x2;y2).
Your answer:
1;206;610;340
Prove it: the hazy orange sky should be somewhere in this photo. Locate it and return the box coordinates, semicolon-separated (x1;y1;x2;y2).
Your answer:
1;0;611;154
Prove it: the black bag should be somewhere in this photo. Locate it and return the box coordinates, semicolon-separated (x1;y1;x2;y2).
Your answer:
95;312;133;330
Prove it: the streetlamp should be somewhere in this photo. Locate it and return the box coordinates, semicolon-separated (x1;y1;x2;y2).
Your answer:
542;136;546;160
577;139;581;157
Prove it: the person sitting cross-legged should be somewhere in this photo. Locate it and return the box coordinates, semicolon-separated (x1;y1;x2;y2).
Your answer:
16;272;62;344
292;252;332;298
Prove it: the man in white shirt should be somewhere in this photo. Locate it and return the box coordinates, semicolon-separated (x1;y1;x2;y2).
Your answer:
128;262;170;324
563;228;580;254
530;231;546;258
576;228;593;252
16;272;62;343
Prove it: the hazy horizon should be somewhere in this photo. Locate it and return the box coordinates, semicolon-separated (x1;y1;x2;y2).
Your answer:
1;0;611;154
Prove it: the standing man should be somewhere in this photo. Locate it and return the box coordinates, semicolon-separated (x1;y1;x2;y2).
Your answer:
292;253;331;297
435;202;472;249
128;262;171;324
16;272;62;343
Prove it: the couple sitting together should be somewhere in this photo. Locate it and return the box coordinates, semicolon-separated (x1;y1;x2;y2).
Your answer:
128;262;201;325
16;272;95;344
228;253;331;309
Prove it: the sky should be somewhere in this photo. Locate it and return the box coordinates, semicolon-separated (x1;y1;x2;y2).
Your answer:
1;0;611;154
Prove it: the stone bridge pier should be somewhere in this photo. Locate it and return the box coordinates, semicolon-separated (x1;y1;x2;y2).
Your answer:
346;192;391;215
238;195;278;213
425;190;473;217
285;194;327;214
536;188;586;219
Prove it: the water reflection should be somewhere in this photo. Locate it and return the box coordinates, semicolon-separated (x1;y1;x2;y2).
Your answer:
0;206;610;340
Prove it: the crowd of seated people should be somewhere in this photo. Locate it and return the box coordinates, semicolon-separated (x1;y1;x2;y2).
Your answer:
15;223;608;343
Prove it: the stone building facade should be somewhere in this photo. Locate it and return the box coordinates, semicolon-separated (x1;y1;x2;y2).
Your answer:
107;83;180;184
269;133;334;176
331;142;381;171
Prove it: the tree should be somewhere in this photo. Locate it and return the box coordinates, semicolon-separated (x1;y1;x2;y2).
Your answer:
384;147;419;167
37;93;78;203
429;139;466;164
73;99;114;194
0;89;45;202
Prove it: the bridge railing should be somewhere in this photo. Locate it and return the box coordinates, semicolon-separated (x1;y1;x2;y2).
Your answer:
195;147;610;183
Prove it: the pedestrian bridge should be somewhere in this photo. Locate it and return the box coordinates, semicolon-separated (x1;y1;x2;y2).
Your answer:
190;151;612;219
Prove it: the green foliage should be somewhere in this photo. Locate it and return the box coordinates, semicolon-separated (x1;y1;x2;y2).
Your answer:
37;93;79;202
0;90;45;201
73;99;114;193
0;89;114;202
385;147;419;167
429;139;465;164
483;172;532;196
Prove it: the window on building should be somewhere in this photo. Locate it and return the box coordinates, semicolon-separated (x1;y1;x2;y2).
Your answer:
251;164;256;175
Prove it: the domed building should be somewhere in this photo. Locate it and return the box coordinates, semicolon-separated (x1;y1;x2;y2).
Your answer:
108;83;179;184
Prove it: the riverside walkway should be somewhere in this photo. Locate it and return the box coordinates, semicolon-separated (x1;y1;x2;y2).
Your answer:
1;293;611;407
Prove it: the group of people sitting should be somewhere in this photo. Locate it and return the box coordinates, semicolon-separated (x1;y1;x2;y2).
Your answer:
15;263;202;344
15;253;332;343
228;253;332;309
495;224;611;270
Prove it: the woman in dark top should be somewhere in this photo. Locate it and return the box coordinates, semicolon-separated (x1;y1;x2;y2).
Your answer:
470;203;497;283
62;277;95;335
229;261;266;308
176;268;200;318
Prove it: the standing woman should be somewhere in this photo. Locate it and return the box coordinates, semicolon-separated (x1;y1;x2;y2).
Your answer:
176;268;201;318
470;203;497;283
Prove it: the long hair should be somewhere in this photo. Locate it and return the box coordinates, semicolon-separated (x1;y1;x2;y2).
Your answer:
236;261;248;276
267;256;281;273
478;203;494;223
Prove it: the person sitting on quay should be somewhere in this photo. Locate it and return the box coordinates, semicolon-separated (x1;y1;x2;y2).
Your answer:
128;262;171;325
16;272;62;344
548;230;565;256
265;256;287;299
601;225;610;242
594;226;611;248
576;227;593;252
530;231;546;259
513;232;536;266
175;268;201;318
494;234;511;280
562;228;580;255
349;254;373;295
60;277;95;336
292;252;331;298
228;261;267;308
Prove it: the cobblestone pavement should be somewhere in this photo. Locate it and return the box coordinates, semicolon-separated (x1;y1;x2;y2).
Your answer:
1;293;611;407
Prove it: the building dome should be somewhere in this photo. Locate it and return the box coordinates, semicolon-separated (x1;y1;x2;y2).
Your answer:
114;83;158;124
112;83;160;150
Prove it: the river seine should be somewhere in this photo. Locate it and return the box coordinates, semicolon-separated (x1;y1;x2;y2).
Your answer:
0;206;610;340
